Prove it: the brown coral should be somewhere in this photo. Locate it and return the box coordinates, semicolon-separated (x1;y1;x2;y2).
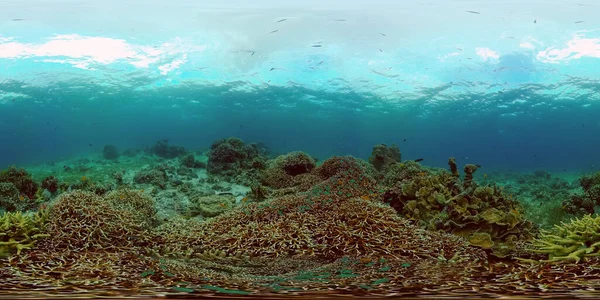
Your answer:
368;144;401;173
42;190;151;251
383;160;533;257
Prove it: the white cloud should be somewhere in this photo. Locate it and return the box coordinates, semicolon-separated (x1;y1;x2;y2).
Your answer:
475;47;499;61
536;35;600;63
0;34;203;73
519;42;535;49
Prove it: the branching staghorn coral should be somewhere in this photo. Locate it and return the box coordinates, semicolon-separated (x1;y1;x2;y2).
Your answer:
531;214;600;263
0;209;49;257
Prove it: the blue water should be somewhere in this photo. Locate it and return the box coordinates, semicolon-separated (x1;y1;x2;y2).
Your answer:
1;0;600;173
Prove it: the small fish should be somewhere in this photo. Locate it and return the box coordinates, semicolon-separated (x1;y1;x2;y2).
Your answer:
88;143;93;147
270;30;279;34
12;18;25;21
81;176;87;182
414;158;424;162
403;138;407;142
277;18;287;23
574;20;584;24
466;10;480;14
533;19;537;24
380;33;386;36
311;44;322;48
475;164;482;168
539;202;543;206
242;197;248;202
270;67;275;71
250;51;255;56
332;19;346;22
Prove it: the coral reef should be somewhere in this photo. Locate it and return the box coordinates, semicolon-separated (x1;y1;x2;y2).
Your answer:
0;182;38;212
6;140;600;297
261;151;319;189
530;214;600;263
247;184;269;201
148;139;187;159
0;166;39;200
43;190;153;251
180;153;205;169
563;171;600;215
186;194;236;219
103;189;158;227
134;167;168;189
103;145;120;160
368;143;401;173
382;158;533;257
206;137;267;184
0;183;20;211
0;210;49;257
382;160;427;186
41;176;59;193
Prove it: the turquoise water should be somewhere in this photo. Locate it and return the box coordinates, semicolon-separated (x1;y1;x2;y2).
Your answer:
2;0;600;171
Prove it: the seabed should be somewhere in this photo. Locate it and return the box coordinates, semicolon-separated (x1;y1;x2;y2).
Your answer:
1;139;600;299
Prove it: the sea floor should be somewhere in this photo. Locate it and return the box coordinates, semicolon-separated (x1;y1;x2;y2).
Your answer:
1;146;598;299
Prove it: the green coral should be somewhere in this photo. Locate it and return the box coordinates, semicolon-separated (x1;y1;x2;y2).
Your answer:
0;210;50;257
383;158;533;257
531;214;600;263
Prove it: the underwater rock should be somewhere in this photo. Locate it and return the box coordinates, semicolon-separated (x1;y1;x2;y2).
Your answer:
180;153;205;169
187;194;236;218
102;144;120;160
148;139;187;159
368;143;401;173
134;167;168;189
122;148;141;157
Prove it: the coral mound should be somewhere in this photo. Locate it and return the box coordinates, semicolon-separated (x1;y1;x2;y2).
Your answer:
43;190;152;251
368;144;401;173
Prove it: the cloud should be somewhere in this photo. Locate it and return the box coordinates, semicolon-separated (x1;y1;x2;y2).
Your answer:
0;34;203;72
536;35;600;63
475;47;499;61
519;42;535;49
